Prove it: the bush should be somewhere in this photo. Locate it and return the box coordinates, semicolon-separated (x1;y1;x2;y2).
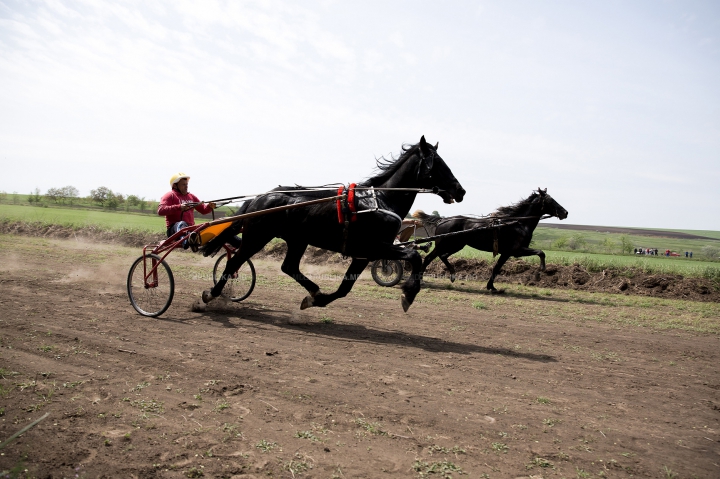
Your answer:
567;233;587;251
701;245;720;260
553;237;568;249
600;237;616;253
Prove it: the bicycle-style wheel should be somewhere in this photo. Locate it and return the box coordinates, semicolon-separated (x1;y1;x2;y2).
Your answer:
127;254;174;317
213;254;256;302
370;259;404;287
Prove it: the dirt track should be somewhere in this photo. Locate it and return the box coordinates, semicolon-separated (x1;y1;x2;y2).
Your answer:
1;235;719;478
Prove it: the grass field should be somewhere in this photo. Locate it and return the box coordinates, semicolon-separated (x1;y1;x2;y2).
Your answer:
531;224;719;256
454;246;720;278
2;203;719;279
0;204;168;231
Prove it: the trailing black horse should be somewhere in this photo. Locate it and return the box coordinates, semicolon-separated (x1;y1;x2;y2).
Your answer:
202;136;465;311
415;188;567;292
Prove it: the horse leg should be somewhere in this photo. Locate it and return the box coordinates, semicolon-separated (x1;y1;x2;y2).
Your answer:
511;247;546;271
203;233;273;303
305;258;370;309
487;253;510;293
400;249;424;312
439;254;457;282
420;245;440;273
277;242;323;309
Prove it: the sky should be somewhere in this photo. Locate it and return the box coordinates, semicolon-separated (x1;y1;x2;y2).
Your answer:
1;0;719;230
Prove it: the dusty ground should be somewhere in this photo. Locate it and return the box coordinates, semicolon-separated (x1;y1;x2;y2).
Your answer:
1;234;719;479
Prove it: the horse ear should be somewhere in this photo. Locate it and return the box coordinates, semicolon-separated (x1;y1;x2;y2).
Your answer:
543;188;547;193
419;135;427;147
537;187;545;195
434;142;439;150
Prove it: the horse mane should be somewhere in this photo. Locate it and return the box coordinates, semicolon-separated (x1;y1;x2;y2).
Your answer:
358;142;420;187
493;191;540;217
412;209;443;226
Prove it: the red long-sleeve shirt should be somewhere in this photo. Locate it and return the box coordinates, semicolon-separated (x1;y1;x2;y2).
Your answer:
157;190;213;229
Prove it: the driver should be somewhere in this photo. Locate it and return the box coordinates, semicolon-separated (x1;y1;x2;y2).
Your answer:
158;173;216;249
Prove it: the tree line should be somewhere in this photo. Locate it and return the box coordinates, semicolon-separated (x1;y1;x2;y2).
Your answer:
0;186;158;213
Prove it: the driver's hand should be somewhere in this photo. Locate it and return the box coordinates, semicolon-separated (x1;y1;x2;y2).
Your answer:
208;202;216;209
181;203;193;212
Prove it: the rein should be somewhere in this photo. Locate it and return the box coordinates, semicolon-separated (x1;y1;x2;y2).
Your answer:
201;186;443;206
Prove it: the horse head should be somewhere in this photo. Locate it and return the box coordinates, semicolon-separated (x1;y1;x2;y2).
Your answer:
536;188;568;220
416;136;466;204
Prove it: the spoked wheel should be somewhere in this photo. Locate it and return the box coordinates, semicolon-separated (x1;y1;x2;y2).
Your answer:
371;259;404;287
213;254;256;302
127;254;174;317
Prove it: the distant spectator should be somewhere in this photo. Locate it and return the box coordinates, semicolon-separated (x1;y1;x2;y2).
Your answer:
685;251;689;258
690;251;693;258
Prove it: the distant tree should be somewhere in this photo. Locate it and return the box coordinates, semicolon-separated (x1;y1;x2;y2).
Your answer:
28;191;35;204
146;200;158;214
619;235;633;254
46;187;62;203
138;197;147;213
61;186;79;205
107;192;124;210
90;186;112;206
431;210;440;217
12;191;18;204
0;191;6;203
126;195;140;206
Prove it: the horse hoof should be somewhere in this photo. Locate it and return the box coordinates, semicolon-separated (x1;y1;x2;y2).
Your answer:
489;288;504;295
450;274;456;283
300;295;314;310
201;290;215;304
401;295;411;312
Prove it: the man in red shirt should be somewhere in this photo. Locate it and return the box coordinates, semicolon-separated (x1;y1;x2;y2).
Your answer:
158;173;215;248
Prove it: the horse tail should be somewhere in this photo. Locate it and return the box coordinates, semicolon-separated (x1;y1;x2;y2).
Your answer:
201;201;251;257
412;209;443;226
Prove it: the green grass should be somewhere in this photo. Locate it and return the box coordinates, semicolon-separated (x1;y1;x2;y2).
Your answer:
452;246;720;279
651;228;720;240
531;225;720;257
0;204;167;232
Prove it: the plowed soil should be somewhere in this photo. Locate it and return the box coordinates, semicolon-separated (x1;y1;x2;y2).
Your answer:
1;235;719;478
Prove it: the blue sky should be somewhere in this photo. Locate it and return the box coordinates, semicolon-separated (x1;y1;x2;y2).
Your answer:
1;0;719;229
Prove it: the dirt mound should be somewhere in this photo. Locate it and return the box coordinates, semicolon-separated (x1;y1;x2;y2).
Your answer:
0;221;165;247
424;257;720;302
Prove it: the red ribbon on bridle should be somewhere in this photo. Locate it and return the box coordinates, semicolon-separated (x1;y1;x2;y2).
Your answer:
336;183;358;224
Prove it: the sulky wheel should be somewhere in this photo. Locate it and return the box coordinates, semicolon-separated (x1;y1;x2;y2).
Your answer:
127;254;174;317
213;254;256;302
370;259;404;287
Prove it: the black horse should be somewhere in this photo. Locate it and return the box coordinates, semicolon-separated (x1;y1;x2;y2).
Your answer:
415;188;567;292
202;136;466;311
